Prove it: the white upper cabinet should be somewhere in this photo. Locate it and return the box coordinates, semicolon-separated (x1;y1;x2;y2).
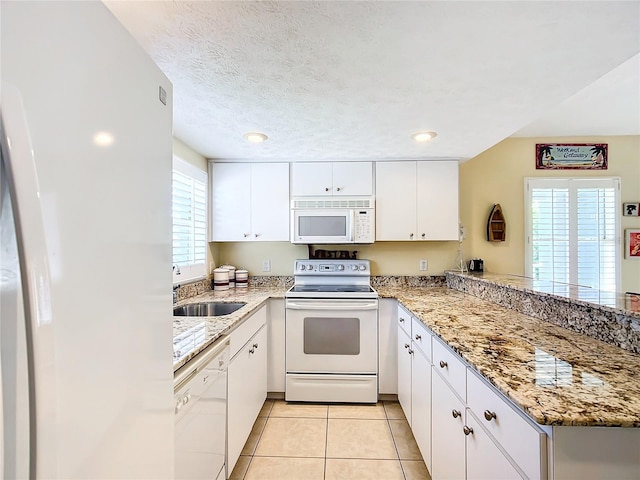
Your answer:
291;161;373;196
210;162;289;241
375;160;459;241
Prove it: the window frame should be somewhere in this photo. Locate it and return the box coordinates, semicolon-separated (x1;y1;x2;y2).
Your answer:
172;156;208;284
524;176;621;292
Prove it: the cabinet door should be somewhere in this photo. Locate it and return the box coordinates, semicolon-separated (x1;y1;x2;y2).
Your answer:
332;161;373;196
251;163;289;241
397;326;412;424
375;161;417;240
412;347;432;473
227;325;268;474
291;162;333;196
416;161;459;241
466;412;522;480
432;371;465;480
210;163;251;241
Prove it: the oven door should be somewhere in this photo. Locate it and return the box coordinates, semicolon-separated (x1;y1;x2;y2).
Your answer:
285;298;378;374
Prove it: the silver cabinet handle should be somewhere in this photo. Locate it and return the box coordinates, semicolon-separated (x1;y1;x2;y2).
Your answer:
439;360;448;368
243;233;249;238
463;426;474;436
408;348;414;355
254;233;261;238
452;409;461;418
325;187;330;192
415;334;422;340
421;233;426;239
336;187;341;192
399;317;405;323
404;343;410;349
410;233;414;239
484;410;497;421
249;348;255;354
253;343;259;349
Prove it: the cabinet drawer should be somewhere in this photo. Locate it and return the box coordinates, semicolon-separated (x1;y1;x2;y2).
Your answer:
432;338;466;401
397;305;411;336
411;317;431;361
229;305;267;358
467;369;546;480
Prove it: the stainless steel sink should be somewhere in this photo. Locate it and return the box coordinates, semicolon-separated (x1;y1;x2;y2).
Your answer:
173;302;246;317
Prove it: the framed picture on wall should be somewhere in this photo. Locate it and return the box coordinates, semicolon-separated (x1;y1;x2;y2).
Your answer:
536;143;608;170
625;229;640;259
623;203;640;216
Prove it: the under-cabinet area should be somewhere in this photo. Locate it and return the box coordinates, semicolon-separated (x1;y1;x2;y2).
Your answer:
173;276;640;480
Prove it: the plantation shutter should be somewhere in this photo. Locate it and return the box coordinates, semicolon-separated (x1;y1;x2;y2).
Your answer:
525;178;620;292
172;157;207;281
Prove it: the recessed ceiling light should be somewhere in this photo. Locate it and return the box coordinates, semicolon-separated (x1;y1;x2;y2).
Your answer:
412;131;437;143
243;132;268;143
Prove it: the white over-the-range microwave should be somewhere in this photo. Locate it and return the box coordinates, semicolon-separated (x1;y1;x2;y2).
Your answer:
290;197;375;244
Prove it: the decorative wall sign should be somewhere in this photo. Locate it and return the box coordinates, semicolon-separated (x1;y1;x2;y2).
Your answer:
623;203;640;216
536;143;608;170
625;229;640;259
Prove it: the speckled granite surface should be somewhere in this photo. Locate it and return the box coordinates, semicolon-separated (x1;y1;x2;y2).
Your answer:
172;286;286;372
379;285;640;427
446;271;640;354
173;276;640;427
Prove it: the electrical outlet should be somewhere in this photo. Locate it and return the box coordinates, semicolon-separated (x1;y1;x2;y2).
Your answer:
262;259;271;272
419;259;428;271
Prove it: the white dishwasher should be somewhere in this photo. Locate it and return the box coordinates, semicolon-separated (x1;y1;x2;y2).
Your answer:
174;339;229;480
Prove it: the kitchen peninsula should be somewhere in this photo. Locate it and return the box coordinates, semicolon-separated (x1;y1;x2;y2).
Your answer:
173;271;640;478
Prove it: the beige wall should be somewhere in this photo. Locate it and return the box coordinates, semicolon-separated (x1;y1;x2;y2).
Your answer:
215;241;461;276
459;136;640;292
173;137;207;171
206;135;639;291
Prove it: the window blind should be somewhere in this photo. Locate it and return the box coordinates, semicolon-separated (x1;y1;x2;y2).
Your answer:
172;157;207;282
525;178;620;292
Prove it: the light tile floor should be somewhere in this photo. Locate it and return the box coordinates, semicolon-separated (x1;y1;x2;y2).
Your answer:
230;400;431;480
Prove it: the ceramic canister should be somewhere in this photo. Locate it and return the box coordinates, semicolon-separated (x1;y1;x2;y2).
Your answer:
213;268;229;291
235;269;248;288
220;264;236;287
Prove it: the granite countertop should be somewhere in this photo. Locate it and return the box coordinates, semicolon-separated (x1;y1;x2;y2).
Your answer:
172;280;640;428
378;285;640;428
172;286;287;372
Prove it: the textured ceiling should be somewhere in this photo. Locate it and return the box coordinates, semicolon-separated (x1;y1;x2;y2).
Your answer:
105;1;640;162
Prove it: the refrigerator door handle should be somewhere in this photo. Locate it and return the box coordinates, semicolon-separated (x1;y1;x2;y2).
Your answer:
1;84;57;478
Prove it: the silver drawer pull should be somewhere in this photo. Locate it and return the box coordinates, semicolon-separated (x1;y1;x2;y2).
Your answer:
399;317;405;323
439;360;448;368
249;348;255;354
415;334;422;340
452;409;461;418
484;410;497;421
404;343;410;349
408;348;414;355
463;426;474;436
253;343;259;349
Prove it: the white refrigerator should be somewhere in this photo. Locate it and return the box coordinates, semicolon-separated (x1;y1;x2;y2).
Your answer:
1;2;174;478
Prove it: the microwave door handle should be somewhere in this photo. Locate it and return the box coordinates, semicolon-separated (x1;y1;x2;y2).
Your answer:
348;209;355;242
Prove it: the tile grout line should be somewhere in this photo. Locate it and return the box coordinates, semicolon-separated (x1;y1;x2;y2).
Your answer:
323;406;329;480
384;402;410;480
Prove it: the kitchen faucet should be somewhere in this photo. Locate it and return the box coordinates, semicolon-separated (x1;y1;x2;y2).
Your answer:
173;264;181;275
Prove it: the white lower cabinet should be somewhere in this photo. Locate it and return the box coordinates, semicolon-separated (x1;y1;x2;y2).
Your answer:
411;345;432;472
466;411;522;480
227;310;267;476
397;324;413;423
432;371;466;480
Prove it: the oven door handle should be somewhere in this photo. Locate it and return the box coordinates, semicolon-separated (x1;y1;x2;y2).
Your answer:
285;299;379;310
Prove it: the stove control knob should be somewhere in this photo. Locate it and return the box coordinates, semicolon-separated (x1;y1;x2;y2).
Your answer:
359;264;366;271
337;265;344;271
299;265;305;271
351;265;358;271
307;264;314;271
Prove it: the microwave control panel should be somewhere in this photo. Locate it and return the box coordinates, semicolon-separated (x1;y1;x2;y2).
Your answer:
354;209;374;243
